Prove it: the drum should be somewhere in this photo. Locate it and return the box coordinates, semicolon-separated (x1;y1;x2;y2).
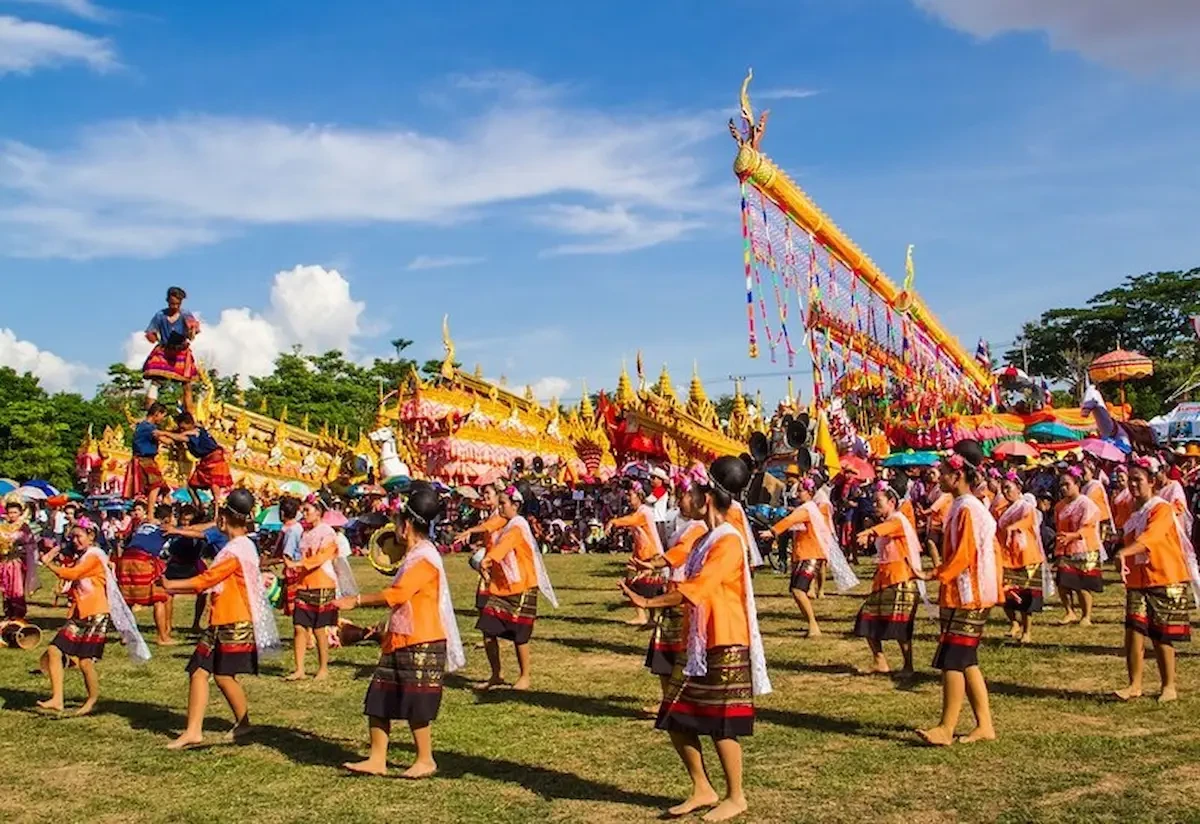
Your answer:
469;547;486;571
261;572;283;609
0;620;42;651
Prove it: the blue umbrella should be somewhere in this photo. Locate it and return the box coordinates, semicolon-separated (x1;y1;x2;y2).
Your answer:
171;488;213;504
1026;421;1079;443
0;479;17;495
881;450;940;468
23;480;60;496
256;504;282;528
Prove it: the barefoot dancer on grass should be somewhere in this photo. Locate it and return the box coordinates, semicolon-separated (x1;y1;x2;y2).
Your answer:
917;453;1001;747
39;517;150;715
607;479;666;627
142;285;200;414
997;474;1054;644
621;456;770;822
1053;469;1105;627
854;485;931;676
1114;462;1200;703
162;490;280;749
335;487;465;779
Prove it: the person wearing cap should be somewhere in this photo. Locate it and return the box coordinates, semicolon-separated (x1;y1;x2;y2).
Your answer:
607;479;666;627
162;489;280;749
283;496;343;681
334;487;465;779
116;504;175;645
0;496;37;620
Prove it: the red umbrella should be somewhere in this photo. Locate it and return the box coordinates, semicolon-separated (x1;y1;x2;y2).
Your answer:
839;455;876;481
992;441;1038;459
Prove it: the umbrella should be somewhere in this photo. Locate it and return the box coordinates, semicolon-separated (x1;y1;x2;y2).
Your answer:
1026;421;1079;444
15;486;47;501
23;480;60;497
838;455;876;481
322;510;348;528
381;475;412;493
278;480;311;497
881;450;940;468
455;486;480;500
0;478;18;495
170;488;213;504
348;483;387;498
256;505;282;528
1081;438;1126;463
992;441;1039;459
1088;349;1153;384
66;490;85;501
351;512;390;530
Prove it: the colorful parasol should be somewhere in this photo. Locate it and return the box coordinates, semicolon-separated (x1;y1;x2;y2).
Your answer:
1088;349;1153;384
839;455;876;481
23;480;60;497
381;475;412;493
0;479;18;495
348;483;387;498
322;510;349;528
991;441;1039;459
15;486;48;501
881;450;940;468
278;480;311;497
1080;438;1126;463
256;505;282;528
171;488;212;504
1026;421;1078;444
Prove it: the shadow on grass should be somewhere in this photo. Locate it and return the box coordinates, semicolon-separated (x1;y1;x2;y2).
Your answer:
543;635;648;657
756;706;915;742
987;679;1103;701
474;687;642;720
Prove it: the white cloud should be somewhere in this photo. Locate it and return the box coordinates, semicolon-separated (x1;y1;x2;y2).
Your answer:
0;327;93;392
913;0;1200;76
0;74;718;259
405;254;486;271
531;376;570;402
122;265;366;385
9;0;111;22
536;203;704;256
0;15;117;75
755;87;821;100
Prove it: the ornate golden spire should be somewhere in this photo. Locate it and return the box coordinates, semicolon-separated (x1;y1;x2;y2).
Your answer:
474;363;483;380
579;379;594;418
786;375;796;407
687;361;708;406
440;315;456;381
731;379;747;420
524;384;535;402
616;360;635;405
655;363;679;404
300;411;310;431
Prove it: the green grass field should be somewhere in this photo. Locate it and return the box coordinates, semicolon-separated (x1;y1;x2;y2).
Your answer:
2;554;1199;823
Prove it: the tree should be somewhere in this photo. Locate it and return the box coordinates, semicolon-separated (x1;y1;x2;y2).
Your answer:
1005;268;1200;419
714;394;736;422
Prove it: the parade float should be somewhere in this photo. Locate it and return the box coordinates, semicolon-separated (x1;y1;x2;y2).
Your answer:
374;318;612;484
76;370;360;498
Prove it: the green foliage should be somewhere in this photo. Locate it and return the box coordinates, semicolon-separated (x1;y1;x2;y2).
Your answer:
714;393;736;421
1006;268;1200;418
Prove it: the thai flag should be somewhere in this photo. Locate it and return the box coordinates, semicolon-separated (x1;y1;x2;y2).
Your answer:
974;338;991;370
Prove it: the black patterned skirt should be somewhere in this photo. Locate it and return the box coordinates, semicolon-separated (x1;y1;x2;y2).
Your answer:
624;572;666;599
1003;564;1045;614
476;589;538;645
187;621;258;676
293;587;339;629
854;580;919;642
363;640;447;724
1126;585;1193;645
932;607;991;672
475;579;488;612
51;613;110;660
1056;553;1104;593
645;605;684;676
790;558;823;594
656;645;754;740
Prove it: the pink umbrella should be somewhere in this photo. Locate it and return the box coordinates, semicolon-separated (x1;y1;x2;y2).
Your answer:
322;510;348;528
1081;438;1125;463
992;441;1038;459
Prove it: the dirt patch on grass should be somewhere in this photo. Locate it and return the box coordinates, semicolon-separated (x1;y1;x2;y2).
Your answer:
1036;774;1129;807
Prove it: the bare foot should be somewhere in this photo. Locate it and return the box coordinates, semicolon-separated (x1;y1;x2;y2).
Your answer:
472;678;507;692
1019;633;1032;645
1113;686;1143;702
167;732;204;750
1009;623;1022;639
313;669;329;682
36;698;64;712
668;789;720;817
73;700;98;717
625;618;649;626
157;637;179;647
639;704;661;718
283;671;308;682
512;676;532;691
1057;614;1079;626
342;759;387;776
1158;687;1178;704
958;727;996;744
1078;617;1093;627
400;760;438;780
703;797;749;822
805;627;823;638
916;726;955;747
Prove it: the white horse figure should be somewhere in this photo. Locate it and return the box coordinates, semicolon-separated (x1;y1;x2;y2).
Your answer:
368;426;410;478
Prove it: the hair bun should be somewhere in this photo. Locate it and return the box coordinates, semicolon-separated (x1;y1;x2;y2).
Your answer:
952;439;985;467
406;488;441;523
710;455;751;496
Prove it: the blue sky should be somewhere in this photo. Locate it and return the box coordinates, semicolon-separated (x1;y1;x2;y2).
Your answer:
2;0;1199;407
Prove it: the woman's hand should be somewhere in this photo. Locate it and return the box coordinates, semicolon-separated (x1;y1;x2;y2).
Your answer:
619;580;647;609
855;532;872;549
332;595;358;611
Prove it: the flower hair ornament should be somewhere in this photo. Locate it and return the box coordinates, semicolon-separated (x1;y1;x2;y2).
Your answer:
1004;471;1021;483
504;485;524;503
945;454;965;471
800;477;816;493
1065;465;1083;480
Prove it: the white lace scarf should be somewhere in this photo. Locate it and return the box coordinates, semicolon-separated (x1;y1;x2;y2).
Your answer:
1123;497;1200;608
304;523;359;598
1058;494;1106;562
496;515;558;608
386;540;466;671
946;494;999;606
728;501;765;568
1159;480;1195;537
875;512;933;617
211;536;282;657
681;522;771;696
997;494;1056;599
78;546;151;663
797;501;859;593
666;520;706;583
635;504;664;555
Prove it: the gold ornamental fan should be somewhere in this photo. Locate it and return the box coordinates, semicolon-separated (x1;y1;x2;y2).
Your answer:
367;522;406;576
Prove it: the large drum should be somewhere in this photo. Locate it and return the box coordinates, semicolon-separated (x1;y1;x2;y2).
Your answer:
0;620;42;651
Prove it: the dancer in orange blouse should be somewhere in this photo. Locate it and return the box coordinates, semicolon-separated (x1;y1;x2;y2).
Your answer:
284;497;356;681
922;477;952;568
917;454;1001;747
1115;462;1200;703
1081;461;1115;545
996;474;1053;644
1054;469;1104;626
621;456;770;822
335;487;465;778
607;480;665;626
1111;466;1133;532
454;484;505;610
854;486;929;675
162;490;280;749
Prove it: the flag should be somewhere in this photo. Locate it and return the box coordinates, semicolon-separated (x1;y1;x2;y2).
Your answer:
903;244;915;293
974;338;992;370
813;408;842;476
